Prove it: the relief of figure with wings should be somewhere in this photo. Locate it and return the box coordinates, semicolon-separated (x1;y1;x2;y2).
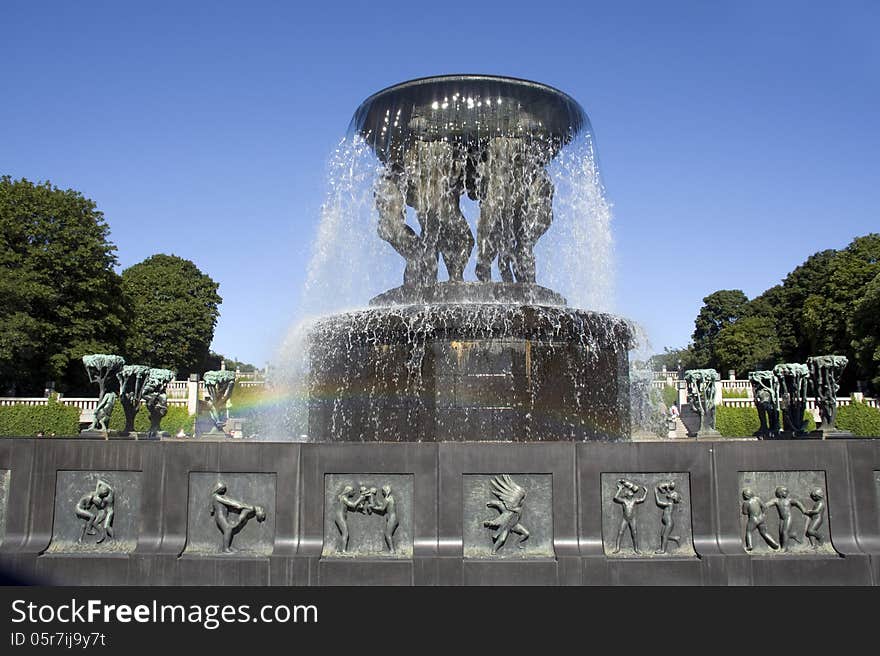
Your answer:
483;474;530;553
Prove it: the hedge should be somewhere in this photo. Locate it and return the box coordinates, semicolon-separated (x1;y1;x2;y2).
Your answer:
0;397;194;436
721;387;749;399
716;400;880;437
107;405;195;434
227;383;274;436
661;385;678;408
716;405;816;437
837;400;880;437
0;396;81;436
229;383;266;407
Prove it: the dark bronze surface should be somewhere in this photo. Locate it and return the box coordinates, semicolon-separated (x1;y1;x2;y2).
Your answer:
350;74;589;162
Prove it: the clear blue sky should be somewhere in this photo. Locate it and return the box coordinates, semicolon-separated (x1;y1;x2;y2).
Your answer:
3;1;878;365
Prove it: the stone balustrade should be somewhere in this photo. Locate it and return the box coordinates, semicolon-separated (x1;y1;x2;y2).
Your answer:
0;396;190;423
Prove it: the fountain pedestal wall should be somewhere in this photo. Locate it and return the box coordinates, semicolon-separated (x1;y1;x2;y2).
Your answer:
307;303;632;442
2;439;878;586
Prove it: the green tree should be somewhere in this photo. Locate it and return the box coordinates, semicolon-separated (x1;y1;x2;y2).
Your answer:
121;254;221;377
686;234;879;393
714;316;781;376
681;234;879;393
802;235;880;366
0;177;125;395
742;284;784;352
648;346;698;373
850;271;880;389
753;249;837;363
691;289;748;368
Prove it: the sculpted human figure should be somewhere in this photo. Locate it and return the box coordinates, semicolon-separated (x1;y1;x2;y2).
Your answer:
654;481;682;554
368;484;399;553
483;474;530;553
764;486;806;551
612;479;648;554
807;355;848;431
375;166;422;286
335;485;367;552
360;485;377;515
209;482;266;553
90;391;117;432
472;137;553;283
82;354;124;432
773;363;809;435
142;368;175;438
75;480;115;544
377;139;474;287
803;488;826;548
515;165;553;283
116;365;151;435
749;371;780;439
410;140;474;284
684;369;719;433
741;488;780;551
203;371;237;434
473;137;519;283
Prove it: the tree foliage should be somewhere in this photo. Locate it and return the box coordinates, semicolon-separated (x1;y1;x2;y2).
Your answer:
0;177;125;395
677;234;880;394
714;316;781;376
716;406;815;437
803;234;880;353
850;271;880;389
647;346;699;373
749;249;837;362
661;384;679;408
691;289;748;367
121;254;221;378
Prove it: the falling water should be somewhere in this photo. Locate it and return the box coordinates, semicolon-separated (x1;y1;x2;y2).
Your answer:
298;132;615;317
627;323;670;438
543;133;615;311
263;76;625;440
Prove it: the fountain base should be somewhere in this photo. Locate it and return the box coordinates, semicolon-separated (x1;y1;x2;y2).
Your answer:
307;303;632;442
369;282;567;307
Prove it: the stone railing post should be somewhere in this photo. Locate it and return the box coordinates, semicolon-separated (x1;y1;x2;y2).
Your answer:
187;374;200;416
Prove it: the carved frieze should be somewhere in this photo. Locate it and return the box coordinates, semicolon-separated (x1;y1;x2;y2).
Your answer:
601;473;696;558
47;471;141;554
739;471;836;555
463;474;553;559
323;474;413;558
184;473;275;556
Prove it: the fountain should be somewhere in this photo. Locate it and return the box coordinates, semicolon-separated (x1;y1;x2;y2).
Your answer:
305;75;633;443
3;76;878;588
